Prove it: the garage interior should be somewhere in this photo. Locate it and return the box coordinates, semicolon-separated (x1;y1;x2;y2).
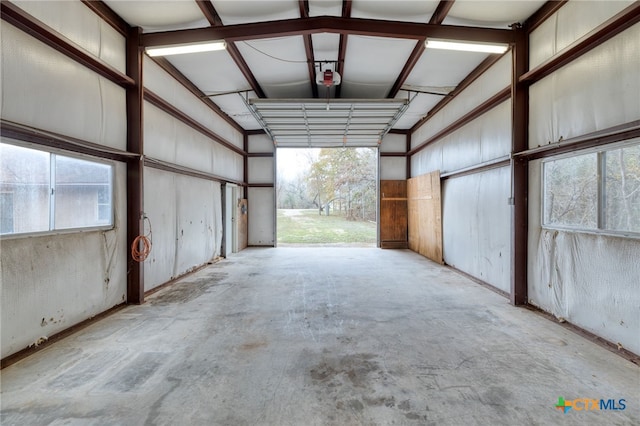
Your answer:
1;0;639;424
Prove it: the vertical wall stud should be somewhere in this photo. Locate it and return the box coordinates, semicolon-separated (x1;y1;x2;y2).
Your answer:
127;27;145;304
510;27;529;305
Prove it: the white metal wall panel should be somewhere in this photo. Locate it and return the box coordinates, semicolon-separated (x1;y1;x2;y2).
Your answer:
1;23;126;150
379;133;406;153
248;134;274;153
528;160;640;355
143;167;223;291
529;0;635;69
144;57;244;150
410;100;511;177
380;157;406;180
248;187;275;246
529;23;640;148
144;102;244;182
411;144;443;177
142;167;177;290
411;54;511;150
13;0;126;72
248;157;274;184
442;166;511;293
441;100;511;171
174;175;222;277
0;162;127;359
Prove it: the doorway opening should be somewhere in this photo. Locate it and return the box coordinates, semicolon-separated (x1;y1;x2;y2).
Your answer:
276;147;378;247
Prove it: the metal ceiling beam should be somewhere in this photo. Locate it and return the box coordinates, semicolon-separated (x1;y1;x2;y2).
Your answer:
142;16;515;47
387;0;455;98
429;0;456;25
524;0;569;33
195;0;266;98
195;0;223;26
335;1;352;98
299;0;319;98
81;0;129;36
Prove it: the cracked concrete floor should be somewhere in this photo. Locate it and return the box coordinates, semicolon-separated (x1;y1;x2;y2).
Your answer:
1;248;639;425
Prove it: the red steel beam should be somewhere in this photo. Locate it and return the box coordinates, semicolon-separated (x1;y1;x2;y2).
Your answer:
195;0;266;98
408;87;510;156
144;89;245;156
144;157;244;186
299;0;319;98
81;0;129;36
0;121;134;162
1;1;133;88
524;0;568;34
126;27;145;304
514;121;640;161
142;16;514;47
335;1;352;98
387;0;455;98
195;0;223;26
510;27;528;306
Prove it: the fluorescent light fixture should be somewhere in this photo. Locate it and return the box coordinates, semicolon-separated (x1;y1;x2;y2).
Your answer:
146;41;227;57
425;39;508;54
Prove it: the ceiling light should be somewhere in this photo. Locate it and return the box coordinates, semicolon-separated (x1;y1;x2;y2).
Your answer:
425;39;509;54
146;41;227;57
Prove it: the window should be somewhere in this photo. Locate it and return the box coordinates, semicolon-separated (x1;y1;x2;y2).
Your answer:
543;141;640;235
0;141;114;236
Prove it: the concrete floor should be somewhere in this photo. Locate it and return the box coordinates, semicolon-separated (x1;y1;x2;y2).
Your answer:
1;248;638;425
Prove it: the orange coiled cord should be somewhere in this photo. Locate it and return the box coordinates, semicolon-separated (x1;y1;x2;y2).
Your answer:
131;215;152;262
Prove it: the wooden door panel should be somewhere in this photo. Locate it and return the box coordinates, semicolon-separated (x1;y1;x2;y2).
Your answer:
380;180;408;249
407;171;443;263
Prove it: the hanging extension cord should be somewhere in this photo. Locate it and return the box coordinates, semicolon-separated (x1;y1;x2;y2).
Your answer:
131;214;152;262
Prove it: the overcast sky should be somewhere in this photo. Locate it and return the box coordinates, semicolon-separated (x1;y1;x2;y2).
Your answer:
276;148;319;180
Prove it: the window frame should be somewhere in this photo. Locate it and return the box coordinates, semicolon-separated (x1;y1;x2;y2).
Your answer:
0;140;116;239
541;138;640;239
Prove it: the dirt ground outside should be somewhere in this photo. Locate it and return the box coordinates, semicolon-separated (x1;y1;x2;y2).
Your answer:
277;209;376;246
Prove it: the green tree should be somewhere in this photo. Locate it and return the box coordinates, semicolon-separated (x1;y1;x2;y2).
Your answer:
306;148;376;220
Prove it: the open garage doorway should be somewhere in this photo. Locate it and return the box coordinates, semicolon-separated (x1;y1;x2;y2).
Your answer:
276;148;377;247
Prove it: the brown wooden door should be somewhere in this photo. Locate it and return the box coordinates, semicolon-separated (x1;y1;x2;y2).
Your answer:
407;171;443;263
380;180;408;249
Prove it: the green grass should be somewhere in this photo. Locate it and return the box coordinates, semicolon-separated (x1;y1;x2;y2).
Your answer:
277;209;376;244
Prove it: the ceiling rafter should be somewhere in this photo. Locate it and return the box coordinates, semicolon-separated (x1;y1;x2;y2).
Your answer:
387;0;455;98
142;16;515;47
81;0;129;36
335;0;352;98
195;0;266;98
525;0;569;33
298;0;318;98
